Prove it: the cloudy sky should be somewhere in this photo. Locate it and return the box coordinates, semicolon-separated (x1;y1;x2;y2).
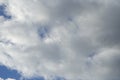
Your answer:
0;0;120;80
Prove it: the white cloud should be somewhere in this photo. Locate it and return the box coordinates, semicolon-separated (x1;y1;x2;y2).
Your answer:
5;78;16;80
0;78;16;80
0;0;120;80
0;78;4;80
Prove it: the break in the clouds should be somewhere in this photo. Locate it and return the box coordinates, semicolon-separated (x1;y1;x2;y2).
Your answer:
0;0;120;80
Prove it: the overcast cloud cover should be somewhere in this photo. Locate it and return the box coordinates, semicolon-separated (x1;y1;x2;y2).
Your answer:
0;0;120;80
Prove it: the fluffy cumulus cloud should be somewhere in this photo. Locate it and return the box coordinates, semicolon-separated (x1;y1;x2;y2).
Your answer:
0;0;120;80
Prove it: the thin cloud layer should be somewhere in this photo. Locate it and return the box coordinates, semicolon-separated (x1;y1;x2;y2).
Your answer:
0;77;16;80
0;0;120;80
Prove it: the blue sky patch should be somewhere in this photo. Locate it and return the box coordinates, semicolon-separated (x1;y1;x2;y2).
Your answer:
38;26;49;39
0;65;21;80
0;4;12;19
0;65;46;80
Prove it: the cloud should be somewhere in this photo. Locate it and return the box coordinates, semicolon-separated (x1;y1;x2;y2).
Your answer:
0;0;120;80
0;78;3;80
5;78;16;80
0;78;16;80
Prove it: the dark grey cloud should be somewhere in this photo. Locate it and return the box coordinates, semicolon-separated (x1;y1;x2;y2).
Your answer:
96;3;120;47
47;0;101;21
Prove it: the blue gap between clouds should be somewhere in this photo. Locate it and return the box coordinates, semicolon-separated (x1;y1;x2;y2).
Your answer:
0;4;12;19
0;65;21;80
38;26;49;39
0;65;66;80
0;65;45;80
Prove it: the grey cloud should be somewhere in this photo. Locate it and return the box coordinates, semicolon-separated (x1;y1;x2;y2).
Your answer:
90;48;120;80
0;0;120;80
47;0;101;21
96;3;120;47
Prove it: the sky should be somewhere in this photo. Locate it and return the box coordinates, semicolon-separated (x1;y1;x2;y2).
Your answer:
0;0;120;80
